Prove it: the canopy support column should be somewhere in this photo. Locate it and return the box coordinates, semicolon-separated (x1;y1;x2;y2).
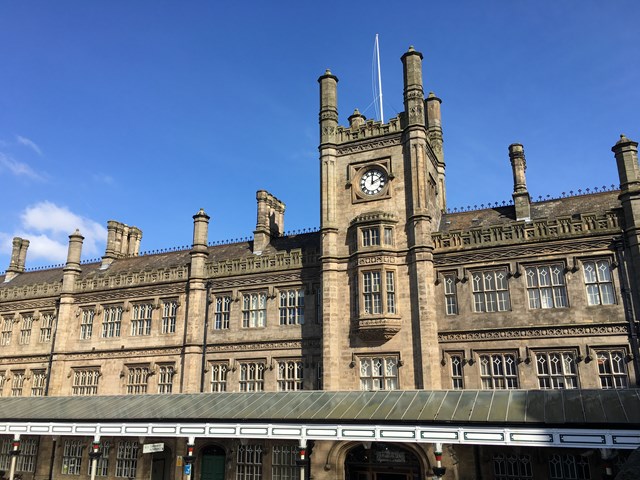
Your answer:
88;436;101;480
8;434;21;480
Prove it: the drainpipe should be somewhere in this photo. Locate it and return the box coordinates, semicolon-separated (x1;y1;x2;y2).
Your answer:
615;237;640;385
200;281;212;392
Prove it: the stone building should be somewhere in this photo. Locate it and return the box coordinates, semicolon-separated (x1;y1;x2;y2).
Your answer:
0;46;639;480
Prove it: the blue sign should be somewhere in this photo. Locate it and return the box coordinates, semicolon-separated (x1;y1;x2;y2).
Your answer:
184;464;192;476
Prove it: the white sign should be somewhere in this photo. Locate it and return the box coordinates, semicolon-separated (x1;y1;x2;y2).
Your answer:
143;443;165;454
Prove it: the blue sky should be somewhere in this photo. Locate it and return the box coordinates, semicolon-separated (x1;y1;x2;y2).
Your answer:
1;1;639;271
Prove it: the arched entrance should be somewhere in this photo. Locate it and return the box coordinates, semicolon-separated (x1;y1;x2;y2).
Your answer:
200;444;226;480
345;443;422;480
151;446;173;480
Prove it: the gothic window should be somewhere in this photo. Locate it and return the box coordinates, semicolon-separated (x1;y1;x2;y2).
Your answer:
62;439;84;475
72;368;100;396
383;226;394;245
479;353;519;389
157;364;174;394
472;268;510;312
236;444;263;480
243;293;267;328
31;369;47;396
16;438;38;473
210;363;228;392
11;370;25;396
0;438;10;470
583;260;615;305
525;264;568;309
239;361;265;392
19;313;33;345
443;273;458;315
272;445;299;480
535;351;579;389
359;356;399;391
361;270;396;315
279;289;304;325
87;441;110;477
597;349;628;389
39;312;54;343
549;453;591;480
115;441;139;478
214;295;231;330
493;454;533;480
0;371;5;394
131;303;153;336
126;366;149;394
277;360;303;391
101;305;122;338
449;353;464;389
162;299;178;334
362;227;380;247
0;316;12;346
80;308;94;340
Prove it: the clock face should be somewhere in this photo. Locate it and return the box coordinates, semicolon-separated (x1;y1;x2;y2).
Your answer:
360;168;387;195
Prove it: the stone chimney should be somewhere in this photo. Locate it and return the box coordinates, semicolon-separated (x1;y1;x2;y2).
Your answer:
348;109;366;129
401;46;425;126
509;143;531;221
3;237;29;282
62;230;84;294
253;190;286;255
101;220;143;268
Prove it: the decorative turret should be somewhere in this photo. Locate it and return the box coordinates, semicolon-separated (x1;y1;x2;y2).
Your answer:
3;237;29;282
318;69;339;232
401;46;425;126
253;190;285;255
348;109;366;129
613;134;640;192
190;208;210;280
62;230;84;294
509;143;531;221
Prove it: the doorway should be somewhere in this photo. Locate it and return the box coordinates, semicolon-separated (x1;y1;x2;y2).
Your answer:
201;445;226;480
151;446;173;480
345;443;421;480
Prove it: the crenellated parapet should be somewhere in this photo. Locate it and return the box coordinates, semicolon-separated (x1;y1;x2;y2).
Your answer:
334;115;403;144
433;211;620;251
206;248;319;278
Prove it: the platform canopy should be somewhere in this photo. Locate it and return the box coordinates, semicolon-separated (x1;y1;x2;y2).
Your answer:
1;390;639;449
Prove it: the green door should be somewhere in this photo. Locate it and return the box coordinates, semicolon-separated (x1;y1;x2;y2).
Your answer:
201;455;225;480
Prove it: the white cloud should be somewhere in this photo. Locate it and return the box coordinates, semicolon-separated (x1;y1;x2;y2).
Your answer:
0;152;44;180
0;202;107;266
16;135;43;156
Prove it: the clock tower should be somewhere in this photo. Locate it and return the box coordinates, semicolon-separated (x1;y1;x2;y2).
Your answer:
318;46;445;390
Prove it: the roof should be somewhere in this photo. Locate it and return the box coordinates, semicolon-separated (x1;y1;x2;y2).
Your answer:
1;389;638;427
2;390;639;449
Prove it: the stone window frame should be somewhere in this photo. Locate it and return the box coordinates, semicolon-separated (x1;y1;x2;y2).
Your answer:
238;359;266;392
442;351;465;389
524;262;569;309
101;304;123;338
276;358;304;391
71;367;101;396
79;307;95;340
242;292;267;328
125;364;150;395
477;351;519;390
87;441;110;477
161;298;178;334
533;349;580;390
271;444;299;480
10;369;25;397
130;302;153;336
278;288;305;326
470;267;511;313
209;361;229;392
157;364;175;394
61;439;84;475
581;258;616;306
39;311;55;343
0;315;13;346
30;369;47;396
594;347;629;389
236;444;264;480
16;437;38;473
115;440;139;478
357;354;400;391
359;268;398;317
438;270;459;315
213;294;232;330
493;453;533;480
18;312;34;345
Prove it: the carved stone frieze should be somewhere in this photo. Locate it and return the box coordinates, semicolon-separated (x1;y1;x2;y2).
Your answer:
206;338;321;353
354;317;402;342
75;283;185;304
61;347;182;360
0;282;61;302
337;135;402;156
438;323;629;343
0;298;58;313
76;266;188;293
0;356;49;364
206;249;318;279
433;212;620;253
434;238;615;266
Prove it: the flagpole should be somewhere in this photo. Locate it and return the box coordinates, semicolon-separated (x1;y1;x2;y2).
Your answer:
375;34;384;123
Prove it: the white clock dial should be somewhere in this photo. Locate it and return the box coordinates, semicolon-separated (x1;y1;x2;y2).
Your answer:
360;168;387;195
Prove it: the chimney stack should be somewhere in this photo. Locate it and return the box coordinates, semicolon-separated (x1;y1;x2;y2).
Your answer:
401;46;425;126
3;237;29;282
101;220;143;268
509;143;531;221
62;230;84;294
253;190;286;255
